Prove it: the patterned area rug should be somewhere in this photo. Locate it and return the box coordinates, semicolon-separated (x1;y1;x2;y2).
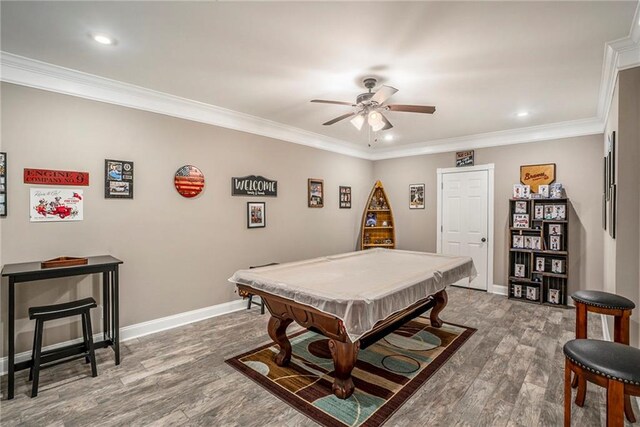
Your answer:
226;315;476;427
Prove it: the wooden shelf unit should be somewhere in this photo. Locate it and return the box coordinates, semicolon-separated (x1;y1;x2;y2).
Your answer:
360;180;396;249
508;197;569;307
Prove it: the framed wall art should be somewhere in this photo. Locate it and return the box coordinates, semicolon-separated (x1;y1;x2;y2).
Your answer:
105;159;134;199
308;178;324;208
520;163;555;193
0;152;6;217
339;186;351;209
30;188;83;222
409;183;425;209
455;150;474;167
247;202;265;228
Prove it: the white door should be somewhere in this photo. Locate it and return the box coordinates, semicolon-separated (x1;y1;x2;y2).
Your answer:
440;170;489;290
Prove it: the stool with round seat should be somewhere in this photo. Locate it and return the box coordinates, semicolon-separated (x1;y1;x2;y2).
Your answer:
564;339;640;427
571;290;636;422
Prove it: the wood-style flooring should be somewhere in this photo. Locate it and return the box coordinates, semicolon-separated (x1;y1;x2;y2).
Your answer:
1;287;638;426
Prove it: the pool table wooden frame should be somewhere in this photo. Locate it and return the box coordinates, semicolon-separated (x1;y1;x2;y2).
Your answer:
236;284;448;399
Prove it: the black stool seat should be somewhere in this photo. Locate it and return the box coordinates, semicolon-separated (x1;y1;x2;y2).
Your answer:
29;297;97;320
564;339;640;385
571;290;635;310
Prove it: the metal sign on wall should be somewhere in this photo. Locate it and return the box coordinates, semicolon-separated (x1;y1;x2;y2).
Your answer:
24;168;90;186
231;175;277;197
456;151;474;167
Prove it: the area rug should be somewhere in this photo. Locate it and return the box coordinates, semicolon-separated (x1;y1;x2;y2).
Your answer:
225;315;476;427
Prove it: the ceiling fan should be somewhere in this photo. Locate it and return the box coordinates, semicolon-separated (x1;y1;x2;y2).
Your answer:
311;78;436;132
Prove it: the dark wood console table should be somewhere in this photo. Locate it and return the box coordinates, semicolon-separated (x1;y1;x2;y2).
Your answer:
2;255;123;400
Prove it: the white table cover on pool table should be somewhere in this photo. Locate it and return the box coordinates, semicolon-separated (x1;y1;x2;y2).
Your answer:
229;248;476;341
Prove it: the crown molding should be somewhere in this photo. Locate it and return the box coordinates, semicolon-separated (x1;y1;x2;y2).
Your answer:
0;52;371;160
368;117;604;161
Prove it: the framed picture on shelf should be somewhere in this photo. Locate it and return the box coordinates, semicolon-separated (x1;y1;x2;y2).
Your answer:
534;205;544;220
548;289;560;304
549;235;561;251
538;185;549;198
514;263;526;278
529;236;541;250
544;205;555;219
409;184;425;209
513;284;522;298
339;186;351;209
523;236;532;249
551;259;564;274
308;178;324;208
514;201;527;213
526;286;539;301
550;183;563;199
535;257;545;272
513;214;530;229
365;212;377;227
247;202;266;228
512;235;524;248
549;224;562;235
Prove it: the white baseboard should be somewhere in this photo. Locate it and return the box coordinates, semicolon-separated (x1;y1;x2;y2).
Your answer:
1;299;246;375
491;284;508;296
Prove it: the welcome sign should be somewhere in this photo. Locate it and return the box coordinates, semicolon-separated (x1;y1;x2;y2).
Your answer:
520;163;556;193
232;175;277;197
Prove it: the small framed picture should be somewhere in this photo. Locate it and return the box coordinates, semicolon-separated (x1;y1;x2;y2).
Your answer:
549;224;562;235
513;214;530;229
530;236;541;250
513;235;524;248
534;205;544;220
524;236;532;249
247;202;266;228
522;185;531;199
544;205;555;220
308;179;324;208
535;257;545;272
513;184;525;199
514;201;527;214
551;259;564;274
513;284;522;298
365;212;377;227
538;185;549;198
555;205;566;220
409;184;425;209
514;263;526;278
339;186;351;209
550;183;563;199
526;286;539;301
548;288;560;304
549;235;561;251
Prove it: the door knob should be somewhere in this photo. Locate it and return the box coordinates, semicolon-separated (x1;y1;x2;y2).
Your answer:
481;238;487;242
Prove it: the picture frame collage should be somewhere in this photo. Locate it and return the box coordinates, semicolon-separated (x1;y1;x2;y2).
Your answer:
603;131;616;238
0;152;6;217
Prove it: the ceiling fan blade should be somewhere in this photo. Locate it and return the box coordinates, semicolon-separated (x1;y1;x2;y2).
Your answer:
371;85;398;105
311;99;356;106
323;112;356;126
380;113;393;130
387;104;436;114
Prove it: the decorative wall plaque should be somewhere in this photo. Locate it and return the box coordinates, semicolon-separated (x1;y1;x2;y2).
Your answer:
30;188;83;222
105;159;134;199
520;164;555;193
174;165;205;198
24;168;89;186
456;150;474;167
232;175;277;197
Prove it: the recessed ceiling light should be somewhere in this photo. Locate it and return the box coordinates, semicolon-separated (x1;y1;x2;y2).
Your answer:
384;134;394;141
92;34;115;45
516;111;529;117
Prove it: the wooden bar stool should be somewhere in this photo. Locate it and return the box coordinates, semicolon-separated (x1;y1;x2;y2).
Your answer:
28;297;98;397
571;290;636;422
238;262;279;315
564;339;640;427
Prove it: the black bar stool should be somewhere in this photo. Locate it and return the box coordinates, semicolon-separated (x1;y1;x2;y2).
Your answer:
238;262;279;315
28;297;98;397
564;339;640;427
570;290;636;421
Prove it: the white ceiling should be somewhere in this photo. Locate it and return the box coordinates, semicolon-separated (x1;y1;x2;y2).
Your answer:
1;1;638;151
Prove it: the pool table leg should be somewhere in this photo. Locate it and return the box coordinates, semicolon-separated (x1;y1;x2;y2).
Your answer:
268;316;293;366
430;289;448;328
328;339;360;399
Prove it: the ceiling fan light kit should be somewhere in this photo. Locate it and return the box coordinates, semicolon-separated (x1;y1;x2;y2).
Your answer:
311;78;436;138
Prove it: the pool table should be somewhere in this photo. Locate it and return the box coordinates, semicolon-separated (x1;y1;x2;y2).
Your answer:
230;249;475;399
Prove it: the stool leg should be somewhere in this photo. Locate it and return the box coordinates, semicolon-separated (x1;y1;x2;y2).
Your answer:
607;380;624;427
564;358;572;427
572;302;587;389
575;375;587;407
31;319;44;398
82;313;91;364
29;321;39;381
82;312;98;377
247;295;253;310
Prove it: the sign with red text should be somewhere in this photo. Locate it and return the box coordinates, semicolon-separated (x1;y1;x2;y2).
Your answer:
24;168;89;186
520;164;555;193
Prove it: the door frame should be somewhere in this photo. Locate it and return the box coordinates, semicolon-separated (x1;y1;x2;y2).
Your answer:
436;163;495;293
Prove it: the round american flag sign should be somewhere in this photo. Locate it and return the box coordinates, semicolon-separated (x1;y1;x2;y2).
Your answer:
174;165;205;198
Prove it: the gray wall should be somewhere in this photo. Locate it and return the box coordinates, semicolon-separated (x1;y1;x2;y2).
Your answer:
372;135;605;297
0;83;374;353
